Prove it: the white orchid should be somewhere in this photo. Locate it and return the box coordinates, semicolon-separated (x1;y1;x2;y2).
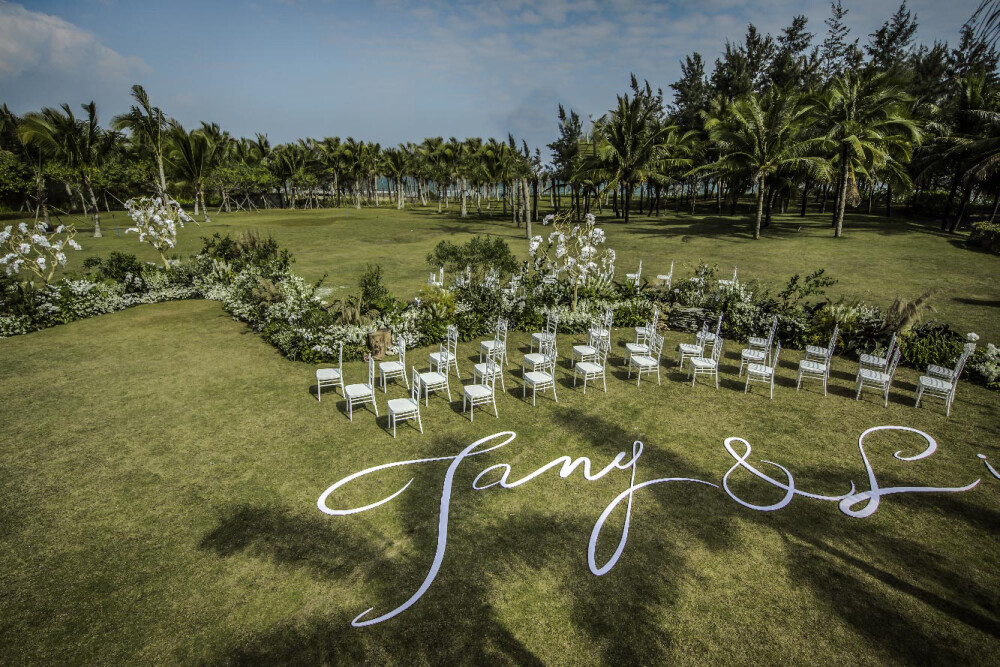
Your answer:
528;210;616;310
124;196;193;269
0;220;82;282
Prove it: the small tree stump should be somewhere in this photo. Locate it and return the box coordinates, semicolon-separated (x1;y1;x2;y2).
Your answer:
368;329;392;360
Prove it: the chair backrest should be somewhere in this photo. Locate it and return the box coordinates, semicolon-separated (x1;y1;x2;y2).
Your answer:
667;260;674;280
732;266;738;281
366;356;375;387
825;324;839;362
337;341;343;371
428;272;435;285
543;345;558;373
410;367;421;402
605;307;614;328
397;344;406;366
438;267;444;283
711;336;724;362
886;348;901;380
482;358;498;392
594;338;610;366
953;346;973;379
771;340;782;369
545;314;558;336
636;260;642;278
650;305;660;328
714;312;724;337
885;331;898;360
767;316;778;346
650;333;665;360
445;325;458;353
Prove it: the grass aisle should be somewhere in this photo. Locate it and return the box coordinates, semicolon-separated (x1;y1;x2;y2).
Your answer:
1;299;999;664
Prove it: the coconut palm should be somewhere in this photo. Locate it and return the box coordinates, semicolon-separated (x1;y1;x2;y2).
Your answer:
19;102;113;237
111;85;170;198
167;122;216;221
705;88;829;239
817;71;921;237
591;91;675;224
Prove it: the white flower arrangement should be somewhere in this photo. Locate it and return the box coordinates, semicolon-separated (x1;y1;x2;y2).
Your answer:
124;196;194;269
0;220;82;282
530;211;615;310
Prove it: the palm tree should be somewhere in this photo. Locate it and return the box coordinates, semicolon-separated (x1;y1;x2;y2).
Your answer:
19;102;113;237
167;122;215;221
111;85;170;198
705;88;828;239
591;91;674;224
817;71;921;237
382;146;409;209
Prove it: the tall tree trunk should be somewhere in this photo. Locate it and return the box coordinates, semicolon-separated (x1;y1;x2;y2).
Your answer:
800;179;809;217
156;153;168;199
624;181;633;224
716;180;722;214
200;186;211;222
885;183;892;217
83;176;102;238
753;176;765;240
460;178;468;217
990;191;1000;224
949;185;973;232
943;170;961;230
36;176;50;225
834;156;849;238
820;184;828;214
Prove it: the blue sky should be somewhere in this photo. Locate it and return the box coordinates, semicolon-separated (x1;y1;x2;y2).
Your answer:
0;0;985;150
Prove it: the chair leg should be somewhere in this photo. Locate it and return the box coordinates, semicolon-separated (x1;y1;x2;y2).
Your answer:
553;383;558;402
372;398;379;417
391;415;396;438
317;384;322;402
417;412;423;433
602;374;607;392
348;400;352;421
914;386;922;407
856;379;862;400
770;379;774;400
714;370;718;389
493;397;498;417
745;375;750;393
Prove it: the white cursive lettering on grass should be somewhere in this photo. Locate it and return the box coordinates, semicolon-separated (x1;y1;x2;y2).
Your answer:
318;426;982;627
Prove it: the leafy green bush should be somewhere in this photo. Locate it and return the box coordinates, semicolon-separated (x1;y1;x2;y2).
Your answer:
968;221;1000;254
200;230;291;277
85;252;147;293
898;322;966;369
358;264;396;314
810;301;885;355
427;236;520;279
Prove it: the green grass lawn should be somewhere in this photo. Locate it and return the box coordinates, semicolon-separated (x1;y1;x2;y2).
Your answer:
58;203;1000;341
2;297;999;664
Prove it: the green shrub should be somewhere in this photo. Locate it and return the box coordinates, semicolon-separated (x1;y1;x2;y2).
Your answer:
968;221;1000;254
898;322;966;369
427;236;520;280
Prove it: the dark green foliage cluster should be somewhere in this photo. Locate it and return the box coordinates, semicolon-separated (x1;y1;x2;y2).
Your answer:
898;322;967;369
968;220;1000;253
200;231;291;277
427;236;521;279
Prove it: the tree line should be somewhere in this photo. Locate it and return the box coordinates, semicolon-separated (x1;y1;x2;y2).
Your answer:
1;1;1000;241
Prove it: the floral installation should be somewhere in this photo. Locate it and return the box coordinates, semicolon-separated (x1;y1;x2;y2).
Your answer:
124;196;194;269
0;221;82;282
531;212;615;311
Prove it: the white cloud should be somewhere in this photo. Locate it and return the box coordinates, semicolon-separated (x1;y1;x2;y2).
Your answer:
0;1;150;81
